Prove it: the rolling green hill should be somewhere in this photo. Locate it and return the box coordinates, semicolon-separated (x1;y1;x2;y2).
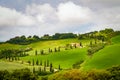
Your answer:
0;38;90;70
21;48;87;69
81;35;120;70
0;35;120;71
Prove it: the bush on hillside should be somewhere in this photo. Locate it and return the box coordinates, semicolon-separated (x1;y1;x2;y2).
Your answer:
0;68;38;80
88;43;105;56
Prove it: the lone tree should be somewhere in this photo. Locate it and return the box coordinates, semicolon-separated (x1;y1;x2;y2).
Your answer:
80;42;82;47
58;64;61;70
40;60;42;66
33;67;35;73
36;59;39;65
32;59;34;66
70;45;73;49
12;56;14;61
44;66;46;72
39;67;41;72
44;61;46;67
41;50;44;55
54;47;57;52
35;50;37;55
74;44;77;48
50;63;53;72
47;60;49;67
48;48;51;53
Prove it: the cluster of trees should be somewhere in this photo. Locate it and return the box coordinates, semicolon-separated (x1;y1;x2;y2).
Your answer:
0;49;28;60
78;28;120;41
87;41;105;56
6;35;40;45
4;28;120;45
6;33;77;45
0;68;38;80
34;42;82;56
72;60;84;69
49;65;120;80
0;65;120;80
5;28;120;45
27;59;61;74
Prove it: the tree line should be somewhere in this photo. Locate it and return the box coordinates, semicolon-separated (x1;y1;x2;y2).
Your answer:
0;49;29;60
5;28;120;45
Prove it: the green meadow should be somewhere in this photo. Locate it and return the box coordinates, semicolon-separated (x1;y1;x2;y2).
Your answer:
81;35;120;70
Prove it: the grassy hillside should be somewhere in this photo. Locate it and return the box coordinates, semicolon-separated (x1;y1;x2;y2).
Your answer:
0;38;91;50
81;35;120;70
0;38;90;70
0;60;26;71
21;48;87;69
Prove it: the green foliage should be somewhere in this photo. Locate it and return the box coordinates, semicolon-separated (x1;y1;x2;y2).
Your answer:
52;33;77;39
107;65;120;80
72;60;84;69
0;68;38;80
49;66;120;80
0;49;28;59
87;43;105;56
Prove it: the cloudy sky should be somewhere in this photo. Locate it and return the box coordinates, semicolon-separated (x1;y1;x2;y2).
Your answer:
0;0;120;41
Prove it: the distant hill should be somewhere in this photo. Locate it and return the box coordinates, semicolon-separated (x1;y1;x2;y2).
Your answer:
82;35;120;70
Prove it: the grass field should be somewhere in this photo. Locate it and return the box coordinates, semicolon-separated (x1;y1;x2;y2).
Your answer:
0;35;120;71
0;60;26;71
21;48;87;69
0;38;90;70
81;35;120;70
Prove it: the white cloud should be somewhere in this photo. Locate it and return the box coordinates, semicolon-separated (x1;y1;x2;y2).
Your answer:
0;6;35;27
0;1;120;41
26;3;57;23
57;1;92;25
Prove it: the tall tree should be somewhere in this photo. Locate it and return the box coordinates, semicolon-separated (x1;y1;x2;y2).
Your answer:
32;59;34;66
50;63;53;72
35;50;37;55
36;59;39;65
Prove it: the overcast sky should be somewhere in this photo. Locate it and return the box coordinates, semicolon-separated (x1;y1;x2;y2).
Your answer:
0;0;120;41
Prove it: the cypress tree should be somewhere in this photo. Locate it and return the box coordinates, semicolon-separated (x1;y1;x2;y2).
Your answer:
8;56;10;61
48;48;51;53
32;59;34;66
50;63;53;72
33;67;35;73
41;50;44;55
54;47;57;52
35;50;37;55
44;66;46;72
47;60;49;67
12;56;14;61
15;56;17;61
39;67;41;72
74;44;77;48
36;59;39;65
44;61;46;67
58;64;61;70
40;60;42;66
80;42;82;47
70;45;72;49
